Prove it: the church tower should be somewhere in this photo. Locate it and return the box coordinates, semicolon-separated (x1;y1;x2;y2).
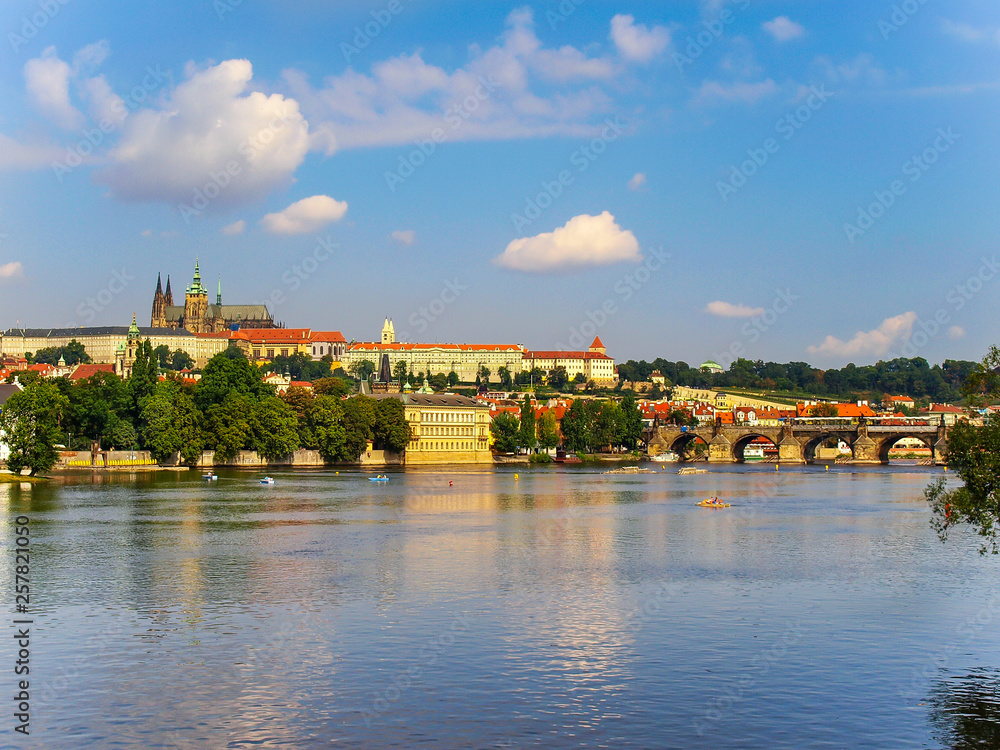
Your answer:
184;259;209;333
381;317;395;345
164;275;173;306
151;274;166;327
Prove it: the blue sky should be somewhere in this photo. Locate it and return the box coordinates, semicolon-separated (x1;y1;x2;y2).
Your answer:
1;0;998;367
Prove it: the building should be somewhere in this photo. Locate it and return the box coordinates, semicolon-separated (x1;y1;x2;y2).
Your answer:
523;337;616;385
230;328;312;363
919;404;966;426
370;392;493;464
113;315;142;378
0;321;231;368
309;331;347;362
886;395;916;410
700;360;724;374
150;259;275;332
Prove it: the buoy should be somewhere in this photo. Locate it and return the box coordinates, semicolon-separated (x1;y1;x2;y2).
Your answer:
775;464;779;471
515;473;519;480
825;465;829;471
449;480;453;486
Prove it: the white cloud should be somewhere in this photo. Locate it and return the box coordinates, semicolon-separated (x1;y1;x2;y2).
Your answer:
494;211;641;272
0;133;63;170
222;220;245;236
941;20;990;43
627;172;647;191
807;312;917;358
141;229;153;237
80;74;126;128
705;301;765;318
814;54;887;86
284;8;616;150
391;229;415;246
260;195;347;235
948;325;966;340
97;59;310;207
610;14;670;63
763;17;805;42
696;78;778;105
0;262;24;279
24;47;84;129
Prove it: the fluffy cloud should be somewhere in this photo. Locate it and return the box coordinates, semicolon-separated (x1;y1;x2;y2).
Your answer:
807;312;917;358
941;20;1000;44
260;195;347;235
948;325;966;340
0;133;63;170
763;17;805;42
696;79;778;105
0;262;24;279
705;301;765;318
494;211;641;272
24;47;84;129
222;220;245;236
391;229;416;246
627;172;647;191
283;8;617;150
610;14;670;63
97;59;310;207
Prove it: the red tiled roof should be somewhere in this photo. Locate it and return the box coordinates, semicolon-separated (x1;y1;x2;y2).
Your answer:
309;331;346;342
69;363;115;380
234;328;311;342
350;342;523;352
591;336;605;349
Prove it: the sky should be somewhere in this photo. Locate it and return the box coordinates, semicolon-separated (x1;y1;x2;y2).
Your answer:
0;0;998;368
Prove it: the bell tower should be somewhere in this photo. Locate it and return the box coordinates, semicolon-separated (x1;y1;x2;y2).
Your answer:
151;273;166;327
184;258;209;333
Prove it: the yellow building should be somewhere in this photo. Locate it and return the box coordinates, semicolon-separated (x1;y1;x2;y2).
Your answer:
371;392;493;465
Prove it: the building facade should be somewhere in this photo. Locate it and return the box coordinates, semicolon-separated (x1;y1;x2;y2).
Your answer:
151;260;275;332
371;392;493;464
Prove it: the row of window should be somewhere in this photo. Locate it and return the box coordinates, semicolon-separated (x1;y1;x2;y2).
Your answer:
414;440;487;451
421;426;480;437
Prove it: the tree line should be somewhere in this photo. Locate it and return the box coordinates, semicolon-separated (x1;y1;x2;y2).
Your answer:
616;356;978;403
0;344;410;475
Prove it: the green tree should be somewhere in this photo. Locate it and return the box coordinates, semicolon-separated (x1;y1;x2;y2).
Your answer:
152;344;172;369
373;397;411;453
560;399;589;452
809;402;840;417
307;395;347;462
66;372;129;447
478;366;491;383
203;394;255;461
32;340;91;366
170;349;195;371
252;396;300;460
518;395;536;451
498;366;513;389
196;352;272;411
140;383;204;465
490;412;520;453
393;360;408;385
448;371;460;388
537;411;559;450
349;359;376;381
619;392;644;450
340;395;377;461
429;373;448;391
313;377;351;398
280;386;316;447
127;339;158;419
0;381;68;475
548;366;568;390
104;416;138;450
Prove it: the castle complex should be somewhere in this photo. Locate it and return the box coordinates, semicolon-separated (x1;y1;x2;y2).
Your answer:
151;260;275;333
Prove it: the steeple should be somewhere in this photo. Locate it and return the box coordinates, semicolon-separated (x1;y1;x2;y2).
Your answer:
381;316;396;345
217;277;222;306
164;275;173;305
128;313;140;339
155;273;163;296
188;258;206;296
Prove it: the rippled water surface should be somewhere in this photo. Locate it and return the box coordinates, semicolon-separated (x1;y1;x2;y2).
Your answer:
3;464;999;749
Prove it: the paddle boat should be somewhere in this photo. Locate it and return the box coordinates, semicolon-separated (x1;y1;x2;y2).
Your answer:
203;473;218;481
697;497;730;508
369;475;390;482
260;476;275;485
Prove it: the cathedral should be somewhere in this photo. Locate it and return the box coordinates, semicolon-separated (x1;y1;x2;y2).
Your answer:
150;259;275;333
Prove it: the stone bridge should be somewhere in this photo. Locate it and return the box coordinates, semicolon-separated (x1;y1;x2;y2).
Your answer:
647;421;948;465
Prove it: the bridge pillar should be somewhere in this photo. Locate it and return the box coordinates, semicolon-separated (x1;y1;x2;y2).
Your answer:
778;437;804;464
850;434;882;464
933;435;948;466
708;434;734;463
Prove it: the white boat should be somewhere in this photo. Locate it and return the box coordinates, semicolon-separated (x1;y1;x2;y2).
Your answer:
260;477;275;485
203;473;218;481
651;452;680;463
677;467;707;475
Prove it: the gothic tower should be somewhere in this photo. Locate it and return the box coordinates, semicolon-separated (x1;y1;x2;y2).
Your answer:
184;258;209;333
164;275;173;306
381;317;396;345
151;273;166;327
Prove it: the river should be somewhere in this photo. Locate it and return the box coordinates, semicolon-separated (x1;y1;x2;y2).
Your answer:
2;464;998;748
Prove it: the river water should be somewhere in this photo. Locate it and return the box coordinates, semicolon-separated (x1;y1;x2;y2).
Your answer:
2;464;998;749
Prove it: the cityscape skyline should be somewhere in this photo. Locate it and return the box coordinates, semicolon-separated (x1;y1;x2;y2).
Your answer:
1;1;998;365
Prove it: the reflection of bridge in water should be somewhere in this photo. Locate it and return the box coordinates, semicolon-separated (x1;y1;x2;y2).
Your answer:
648;419;948;465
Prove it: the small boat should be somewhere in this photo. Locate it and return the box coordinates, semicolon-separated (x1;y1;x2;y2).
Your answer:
651;452;680;463
678;467;708;475
203;473;218;481
260;477;275;485
697;498;730;508
369;475;390;482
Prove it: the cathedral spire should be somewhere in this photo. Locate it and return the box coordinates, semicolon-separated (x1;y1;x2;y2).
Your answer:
217;276;222;306
155;273;163;296
164;275;173;305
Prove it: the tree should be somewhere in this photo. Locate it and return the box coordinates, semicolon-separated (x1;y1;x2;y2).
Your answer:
140;383;203;465
66;372;129;447
926;347;1000;554
341;395;376;461
170;349;195;371
498;366;513;389
490;412;520;453
251;397;300;460
0;381;68;475
280;386;316;447
448;371;460;387
560;399;590;452
203;394;255;461
32;339;91;366
127;340;158;420
548;366;568;390
349;359;376;381
537;411;559;450
306;396;347;463
393;360;408;385
152;344;172;370
373;397;411;453
809;402;840;418
196;352;272;410
429;373;448;391
518;395;536;452
104;416;138;450
478;366;491;384
620;392;644;450
313;377;351;398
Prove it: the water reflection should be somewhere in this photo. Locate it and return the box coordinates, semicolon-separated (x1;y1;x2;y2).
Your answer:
929;670;1000;749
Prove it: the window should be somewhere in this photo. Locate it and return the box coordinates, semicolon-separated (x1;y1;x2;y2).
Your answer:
281;348;289;357
267;349;274;359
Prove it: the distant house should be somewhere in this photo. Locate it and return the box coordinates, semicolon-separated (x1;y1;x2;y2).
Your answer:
887;395;915;410
700;360;724;375
919;404;966;426
650;370;666;386
68;363;116;381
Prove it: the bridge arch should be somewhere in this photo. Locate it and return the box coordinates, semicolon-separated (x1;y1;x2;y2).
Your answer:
801;433;854;463
668;432;710;460
731;433;778;463
877;434;935;463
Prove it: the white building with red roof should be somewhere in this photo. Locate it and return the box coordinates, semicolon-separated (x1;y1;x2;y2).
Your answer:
523;336;616;385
